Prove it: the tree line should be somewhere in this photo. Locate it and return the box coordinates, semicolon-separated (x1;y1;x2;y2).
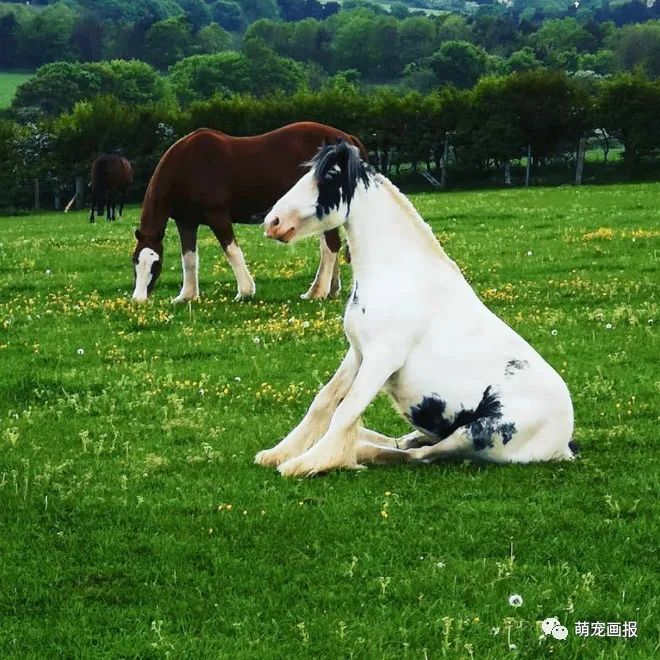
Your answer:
1;0;659;82
1;70;658;212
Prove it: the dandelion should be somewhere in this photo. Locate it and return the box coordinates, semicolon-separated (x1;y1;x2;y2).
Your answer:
199;388;205;396
436;561;446;568
605;323;612;329
253;337;260;344
234;376;241;382
551;329;558;336
45;269;51;275
508;594;523;607
76;348;85;356
526;251;533;256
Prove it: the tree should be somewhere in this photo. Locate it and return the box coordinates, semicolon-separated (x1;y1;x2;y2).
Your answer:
613;21;660;78
11;60;168;117
531;17;597;64
169;52;252;104
144;16;194;69
389;2;410;19
242;37;307;96
427;41;489;89
105;59;170;106
179;0;212;31
332;13;400;79
0;12;20;68
211;1;245;32
16;2;77;66
397;17;437;68
197;23;233;54
236;0;280;23
70;14;104;62
597;74;660;162
12;62;104;117
507;47;543;73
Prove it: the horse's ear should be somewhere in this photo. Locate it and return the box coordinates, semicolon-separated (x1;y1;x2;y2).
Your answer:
135;229;143;241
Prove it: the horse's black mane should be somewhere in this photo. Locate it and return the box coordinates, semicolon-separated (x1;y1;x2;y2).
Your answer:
311;140;372;219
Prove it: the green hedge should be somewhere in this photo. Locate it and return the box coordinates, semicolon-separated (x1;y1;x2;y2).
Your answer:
1;71;659;211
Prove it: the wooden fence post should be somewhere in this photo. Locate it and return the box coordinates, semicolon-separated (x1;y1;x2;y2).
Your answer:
575;136;586;186
33;179;40;210
525;144;532;188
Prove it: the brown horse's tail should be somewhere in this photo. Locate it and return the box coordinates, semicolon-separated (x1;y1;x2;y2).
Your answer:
348;134;368;161
90;157;107;211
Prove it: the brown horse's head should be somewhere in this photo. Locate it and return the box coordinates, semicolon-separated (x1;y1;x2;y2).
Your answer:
132;229;164;302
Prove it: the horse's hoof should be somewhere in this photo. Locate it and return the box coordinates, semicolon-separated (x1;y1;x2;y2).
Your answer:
254;449;284;468
171;295;198;304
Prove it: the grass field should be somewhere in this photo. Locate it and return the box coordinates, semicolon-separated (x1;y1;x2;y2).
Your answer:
0;72;32;108
0;185;658;657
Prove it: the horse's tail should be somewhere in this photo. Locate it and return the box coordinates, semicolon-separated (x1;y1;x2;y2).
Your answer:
348;134;368;161
90;156;108;211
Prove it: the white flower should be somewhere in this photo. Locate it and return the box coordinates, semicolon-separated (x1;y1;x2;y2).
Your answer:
253;337;260;344
234;376;241;382
526;250;533;256
491;626;500;635
302;320;310;328
199;388;205;396
551;329;558;336
436;561;446;568
45;269;51;275
76;348;85;356
508;594;523;607
509;643;517;650
605;323;613;329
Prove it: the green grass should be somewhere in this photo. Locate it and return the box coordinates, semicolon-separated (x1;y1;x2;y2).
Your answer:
0;184;658;657
0;71;32;108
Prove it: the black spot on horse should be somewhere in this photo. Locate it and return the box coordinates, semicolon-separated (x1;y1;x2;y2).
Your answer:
568;440;581;456
351;280;359;304
505;359;529;377
408;386;517;451
311;141;371;219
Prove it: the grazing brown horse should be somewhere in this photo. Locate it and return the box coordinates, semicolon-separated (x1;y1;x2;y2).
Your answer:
90;153;133;223
131;122;366;303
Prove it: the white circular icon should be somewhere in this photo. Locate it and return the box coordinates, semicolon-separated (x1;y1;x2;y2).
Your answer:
552;625;568;641
542;618;561;635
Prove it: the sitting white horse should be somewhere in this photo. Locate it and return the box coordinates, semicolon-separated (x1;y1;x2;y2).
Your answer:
255;142;576;477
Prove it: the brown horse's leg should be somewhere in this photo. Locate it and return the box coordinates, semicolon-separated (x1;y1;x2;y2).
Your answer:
209;215;255;301
172;221;199;303
301;230;341;300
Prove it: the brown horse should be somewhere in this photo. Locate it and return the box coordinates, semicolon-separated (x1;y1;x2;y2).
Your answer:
131;122;366;303
89;153;133;223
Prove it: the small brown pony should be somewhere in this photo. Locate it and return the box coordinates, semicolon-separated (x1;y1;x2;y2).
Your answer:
131;122;366;303
89;153;133;223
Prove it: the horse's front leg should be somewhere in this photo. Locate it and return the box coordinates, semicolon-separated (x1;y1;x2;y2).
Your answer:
255;348;360;468
278;348;403;477
301;230;340;300
172;221;199;303
211;217;255;301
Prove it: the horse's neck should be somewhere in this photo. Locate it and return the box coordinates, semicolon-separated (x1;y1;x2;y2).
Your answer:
346;176;460;280
140;183;168;236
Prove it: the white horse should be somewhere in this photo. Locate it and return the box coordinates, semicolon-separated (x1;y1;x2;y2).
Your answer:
255;142;576;477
